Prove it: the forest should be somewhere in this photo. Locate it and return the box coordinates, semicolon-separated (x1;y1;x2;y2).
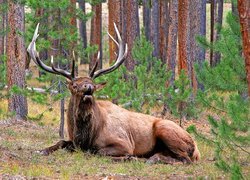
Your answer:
0;0;249;179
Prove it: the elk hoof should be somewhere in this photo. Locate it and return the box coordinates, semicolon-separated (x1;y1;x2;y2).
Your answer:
34;150;50;156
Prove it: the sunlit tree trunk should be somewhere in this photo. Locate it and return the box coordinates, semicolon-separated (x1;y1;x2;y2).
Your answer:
178;0;188;73
159;0;169;63
7;1;27;120
108;0;122;64
90;3;102;71
238;0;250;96
124;0;139;71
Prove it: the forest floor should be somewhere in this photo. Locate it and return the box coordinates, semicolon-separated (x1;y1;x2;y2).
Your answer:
0;97;249;179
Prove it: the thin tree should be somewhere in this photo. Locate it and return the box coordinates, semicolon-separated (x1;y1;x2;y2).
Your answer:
214;0;224;64
79;0;88;64
0;0;6;59
163;0;178;114
166;0;178;87
238;0;250;96
90;2;102;70
232;0;239;17
108;0;122;64
159;0;169;63
151;0;160;58
143;0;151;41
197;0;206;66
188;0;202;92
210;0;216;67
178;0;189;73
197;0;207;90
124;0;140;71
7;1;27;120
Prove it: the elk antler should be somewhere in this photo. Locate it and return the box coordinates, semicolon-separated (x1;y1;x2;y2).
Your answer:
27;23;75;80
89;23;128;79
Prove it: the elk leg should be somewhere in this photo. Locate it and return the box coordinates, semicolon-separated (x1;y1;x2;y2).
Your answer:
98;142;133;157
153;120;193;164
35;140;75;156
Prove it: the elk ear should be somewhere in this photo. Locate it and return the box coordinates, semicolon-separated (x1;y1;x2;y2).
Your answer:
66;79;72;85
95;82;106;91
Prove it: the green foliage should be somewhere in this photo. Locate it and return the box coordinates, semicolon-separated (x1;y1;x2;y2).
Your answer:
96;34;169;113
166;70;199;119
194;12;250;178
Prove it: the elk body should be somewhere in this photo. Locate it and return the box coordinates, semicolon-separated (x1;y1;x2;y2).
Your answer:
27;24;200;164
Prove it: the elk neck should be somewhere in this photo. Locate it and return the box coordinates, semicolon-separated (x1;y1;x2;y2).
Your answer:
71;94;102;152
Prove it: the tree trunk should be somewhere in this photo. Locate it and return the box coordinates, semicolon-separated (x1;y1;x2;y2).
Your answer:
238;0;250;96
197;0;207;90
159;0;169;63
108;0;122;64
198;0;206;65
90;3;102;71
79;0;88;64
7;1;27;120
210;0;216;67
151;0;160;58
188;0;201;92
232;0;239;17
124;0;140;71
143;0;151;41
166;0;178;86
0;0;6;59
214;0;224;64
178;0;189;73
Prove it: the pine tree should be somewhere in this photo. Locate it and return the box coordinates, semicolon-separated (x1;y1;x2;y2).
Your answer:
194;12;250;179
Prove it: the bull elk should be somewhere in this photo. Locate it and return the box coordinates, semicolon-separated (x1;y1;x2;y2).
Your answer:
27;24;200;164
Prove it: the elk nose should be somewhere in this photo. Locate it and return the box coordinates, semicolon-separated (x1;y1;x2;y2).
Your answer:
83;84;93;92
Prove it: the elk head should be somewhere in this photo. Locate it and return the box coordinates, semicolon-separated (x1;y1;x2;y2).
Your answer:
27;23;128;103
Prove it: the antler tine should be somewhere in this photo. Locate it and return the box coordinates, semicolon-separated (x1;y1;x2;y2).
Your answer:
71;51;76;78
91;23;128;79
27;23;74;80
89;51;100;78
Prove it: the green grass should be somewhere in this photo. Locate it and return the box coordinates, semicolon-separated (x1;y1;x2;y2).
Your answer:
0;123;239;179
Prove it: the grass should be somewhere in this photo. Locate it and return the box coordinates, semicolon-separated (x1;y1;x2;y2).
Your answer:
1;110;246;179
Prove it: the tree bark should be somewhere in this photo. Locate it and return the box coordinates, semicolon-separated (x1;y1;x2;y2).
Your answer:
7;1;28;120
124;0;140;71
210;0;216;67
79;0;88;64
159;0;169;63
108;0;122;64
197;0;207;90
214;0;224;64
238;0;250;96
0;0;6;59
90;3;102;71
178;0;189;74
151;0;160;58
166;0;178;86
188;0;201;91
198;0;206;65
143;0;151;41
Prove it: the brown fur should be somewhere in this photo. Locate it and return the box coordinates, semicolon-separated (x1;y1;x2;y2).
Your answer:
38;77;200;164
